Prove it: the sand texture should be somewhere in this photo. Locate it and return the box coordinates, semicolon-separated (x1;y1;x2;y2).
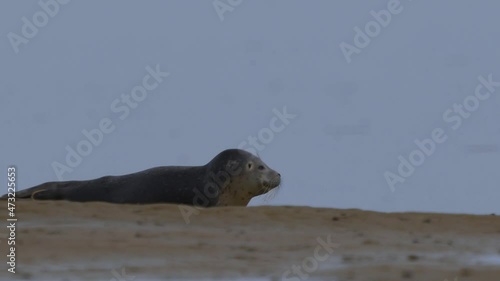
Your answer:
0;201;499;281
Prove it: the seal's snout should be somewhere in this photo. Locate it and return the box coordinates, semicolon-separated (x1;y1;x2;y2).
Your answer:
263;171;281;190
272;173;281;187
273;172;281;185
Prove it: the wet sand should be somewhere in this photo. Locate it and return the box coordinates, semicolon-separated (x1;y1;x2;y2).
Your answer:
0;201;499;281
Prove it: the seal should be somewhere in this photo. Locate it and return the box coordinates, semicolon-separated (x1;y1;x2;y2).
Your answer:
3;149;281;207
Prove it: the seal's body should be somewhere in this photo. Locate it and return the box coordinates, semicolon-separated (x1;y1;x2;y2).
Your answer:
5;149;281;207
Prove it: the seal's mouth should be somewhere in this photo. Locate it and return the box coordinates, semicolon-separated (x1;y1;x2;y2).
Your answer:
260;174;281;202
262;175;281;192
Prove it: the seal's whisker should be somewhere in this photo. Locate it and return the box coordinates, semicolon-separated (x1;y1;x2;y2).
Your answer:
258;186;268;195
263;191;273;202
261;183;281;202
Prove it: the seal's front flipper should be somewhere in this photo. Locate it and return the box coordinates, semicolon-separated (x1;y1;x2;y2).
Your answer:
30;188;62;200
4;182;64;200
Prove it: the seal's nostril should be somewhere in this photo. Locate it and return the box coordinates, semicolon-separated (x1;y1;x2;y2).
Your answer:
278;173;281;177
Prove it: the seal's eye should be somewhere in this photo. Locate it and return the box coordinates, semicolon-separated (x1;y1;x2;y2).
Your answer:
258;165;265;170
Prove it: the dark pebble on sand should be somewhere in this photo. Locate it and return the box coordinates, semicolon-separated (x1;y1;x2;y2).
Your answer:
460;268;472;276
401;270;413;279
407;254;419;261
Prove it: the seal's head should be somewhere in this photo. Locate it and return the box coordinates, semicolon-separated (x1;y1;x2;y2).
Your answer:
207;149;281;206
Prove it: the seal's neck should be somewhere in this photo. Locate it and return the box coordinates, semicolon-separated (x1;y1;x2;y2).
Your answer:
216;184;254;207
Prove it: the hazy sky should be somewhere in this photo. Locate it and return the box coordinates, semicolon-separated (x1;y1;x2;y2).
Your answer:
1;0;499;214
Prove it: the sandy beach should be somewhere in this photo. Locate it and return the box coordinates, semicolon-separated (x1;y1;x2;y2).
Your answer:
0;201;499;281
